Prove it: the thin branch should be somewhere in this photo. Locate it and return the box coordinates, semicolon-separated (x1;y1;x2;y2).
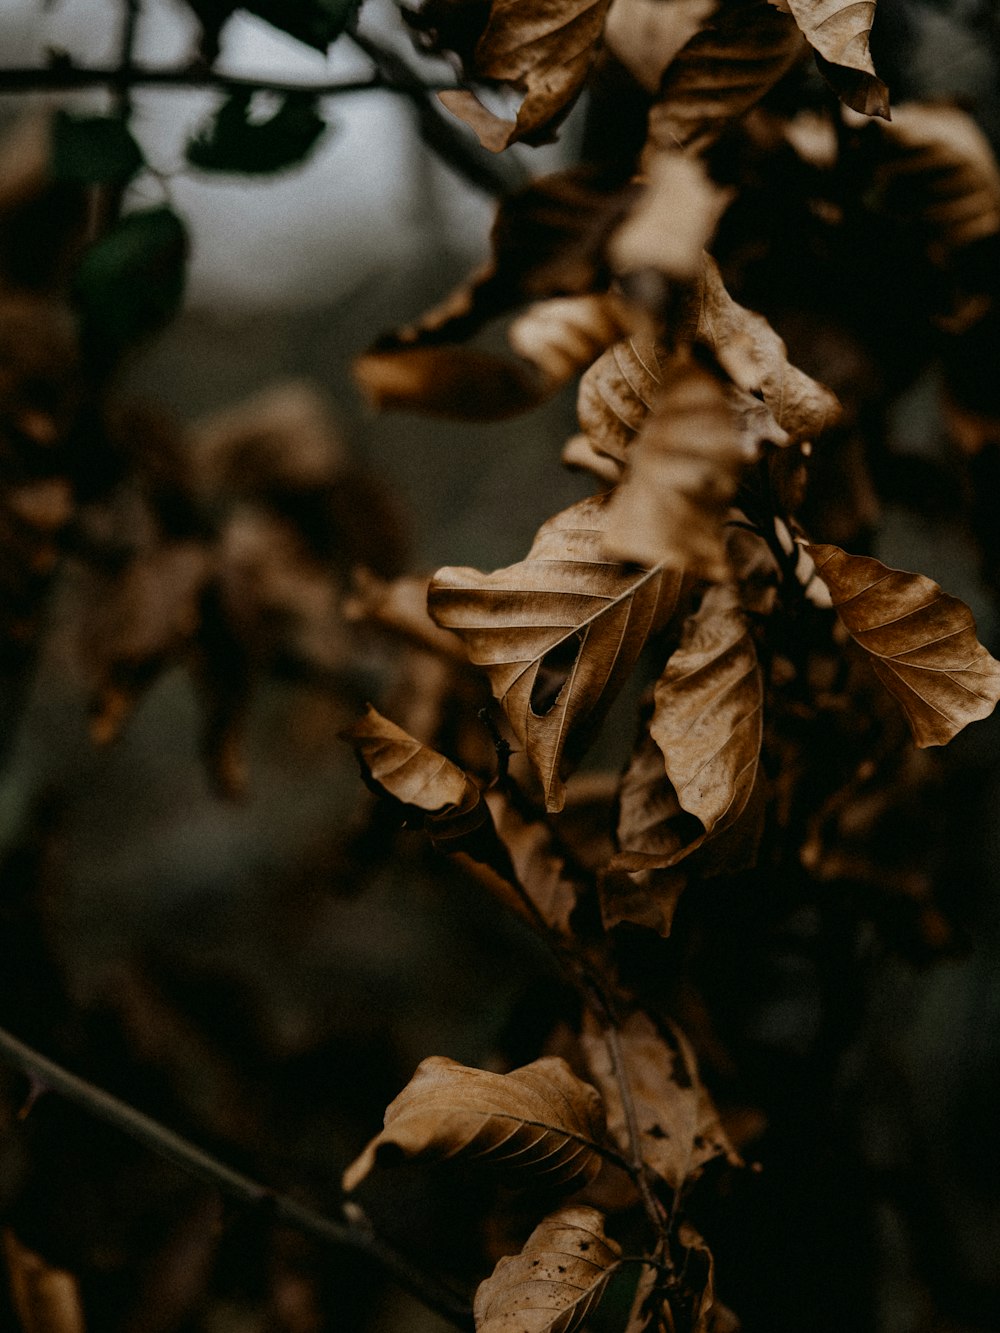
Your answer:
346;27;525;196
0;1025;473;1330
0;62;442;98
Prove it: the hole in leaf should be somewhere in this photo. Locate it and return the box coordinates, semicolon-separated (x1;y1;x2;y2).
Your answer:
531;632;583;716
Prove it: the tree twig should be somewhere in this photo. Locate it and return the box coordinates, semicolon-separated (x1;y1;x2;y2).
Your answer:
0;62;442;98
346;27;526;196
0;1025;473;1330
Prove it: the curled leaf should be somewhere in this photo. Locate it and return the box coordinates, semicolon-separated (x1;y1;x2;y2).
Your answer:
342;1055;608;1193
429;494;686;811
343;704;481;815
650;583;764;838
806;543;1000;746
474;1205;621;1333
437;0;614;150
580;1010;738;1191
356;294;630;420
648;0;805;156
604;353;750;579
696;256;841;443
576;333;663;468
782;0;889;118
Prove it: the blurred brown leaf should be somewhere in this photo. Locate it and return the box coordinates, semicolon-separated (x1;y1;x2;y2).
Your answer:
3;1229;86;1333
604;0;717;94
647;0;805;156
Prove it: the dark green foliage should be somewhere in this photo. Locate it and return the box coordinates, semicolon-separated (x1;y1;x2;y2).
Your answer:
185;0;362;53
186;90;328;175
51;112;145;186
73;207;188;356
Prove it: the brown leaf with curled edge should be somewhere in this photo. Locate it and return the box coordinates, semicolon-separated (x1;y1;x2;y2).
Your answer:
429;494;686;812
580;1010;739;1192
344;704;481;814
356;294;630;420
508;294;633;386
647;0;805;157
484;788;585;934
696;256;841;444
613;727;702;888
650;583;763;842
781;0;889;119
806;543;1000;746
870;102;1000;255
604;0;717;94
437;0;614;151
3;1229;86;1333
474;1205;621;1333
342;1055;608;1193
576;333;664;467
604;353;751;580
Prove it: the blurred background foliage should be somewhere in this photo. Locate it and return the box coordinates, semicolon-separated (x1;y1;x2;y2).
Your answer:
1;2;1000;1331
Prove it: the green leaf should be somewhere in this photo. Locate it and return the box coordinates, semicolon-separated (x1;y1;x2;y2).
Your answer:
51;112;144;186
73;207;188;354
246;0;361;49
186;90;328;175
184;0;360;52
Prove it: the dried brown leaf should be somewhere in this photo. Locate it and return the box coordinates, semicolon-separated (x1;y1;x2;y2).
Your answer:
356;296;632;420
648;0;805;156
576;333;664;468
484;788;585;934
604;353;751;579
3;1229;86;1333
782;0;889;118
429;494;686;811
342;1055;608;1193
191;380;344;499
609;151;732;283
580;1010;739;1191
604;0;718;94
354;345;549;419
343;568;470;660
437;0;614;150
615;729;702;867
86;540;210;744
380;169;635;348
650;584;763;842
599;865;688;937
696;256;841;443
343;704;481;814
474;1205;621;1333
806;543;1000;746
871;102;1000;254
